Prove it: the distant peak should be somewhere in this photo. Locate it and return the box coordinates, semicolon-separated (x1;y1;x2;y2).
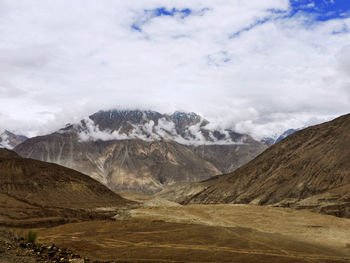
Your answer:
0;129;28;149
99;109;159;114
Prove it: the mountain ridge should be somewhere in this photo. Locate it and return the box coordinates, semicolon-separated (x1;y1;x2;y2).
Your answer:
65;109;255;146
14;109;267;194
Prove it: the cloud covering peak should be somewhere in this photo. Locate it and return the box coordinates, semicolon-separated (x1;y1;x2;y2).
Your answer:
69;110;251;145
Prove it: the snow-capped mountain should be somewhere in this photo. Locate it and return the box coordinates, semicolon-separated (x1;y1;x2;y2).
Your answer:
262;128;300;146
0;130;27;149
63;110;253;146
14;109;266;193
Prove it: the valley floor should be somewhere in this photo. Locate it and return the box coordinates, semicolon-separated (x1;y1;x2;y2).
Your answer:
2;193;350;262
28;200;350;263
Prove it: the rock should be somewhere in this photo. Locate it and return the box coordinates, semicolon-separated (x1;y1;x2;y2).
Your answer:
19;242;27;248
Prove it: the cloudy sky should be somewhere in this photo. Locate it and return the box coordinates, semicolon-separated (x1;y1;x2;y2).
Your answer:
0;0;350;139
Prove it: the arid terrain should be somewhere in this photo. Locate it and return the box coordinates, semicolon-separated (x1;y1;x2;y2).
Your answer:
2;152;350;262
31;196;350;263
3;114;350;262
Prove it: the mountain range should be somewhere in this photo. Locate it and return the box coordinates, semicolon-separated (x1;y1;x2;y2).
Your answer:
158;113;350;218
13;110;266;193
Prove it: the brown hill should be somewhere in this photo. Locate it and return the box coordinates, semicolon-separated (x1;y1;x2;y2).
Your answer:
0;149;132;227
161;114;350;218
0;148;19;158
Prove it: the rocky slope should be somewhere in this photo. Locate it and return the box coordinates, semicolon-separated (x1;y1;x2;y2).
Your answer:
158;113;350;218
14;110;266;193
0;148;132;227
0;130;27;149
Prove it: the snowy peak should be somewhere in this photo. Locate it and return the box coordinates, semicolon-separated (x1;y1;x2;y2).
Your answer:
170;111;204;127
62;109;256;146
275;129;299;144
168;111;208;139
88;110;206;133
89;110;164;132
0;130;28;149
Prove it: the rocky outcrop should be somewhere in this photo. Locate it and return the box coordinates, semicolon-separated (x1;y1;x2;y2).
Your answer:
0;230;90;263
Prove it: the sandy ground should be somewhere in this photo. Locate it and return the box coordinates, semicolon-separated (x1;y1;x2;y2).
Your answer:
32;199;350;263
130;203;350;249
36;219;350;263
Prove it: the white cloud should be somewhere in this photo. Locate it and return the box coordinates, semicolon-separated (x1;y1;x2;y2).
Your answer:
337;45;350;75
76;115;248;145
0;0;349;139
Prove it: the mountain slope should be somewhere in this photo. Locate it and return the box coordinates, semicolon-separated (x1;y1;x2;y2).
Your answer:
15;134;221;193
14;110;266;193
161;113;350;217
0;148;132;227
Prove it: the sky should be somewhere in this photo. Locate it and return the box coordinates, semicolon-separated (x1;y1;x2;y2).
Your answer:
0;0;350;139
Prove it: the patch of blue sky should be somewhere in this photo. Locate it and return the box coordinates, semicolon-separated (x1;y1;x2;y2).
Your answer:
289;0;350;21
229;16;271;39
229;0;350;38
131;7;210;32
131;7;192;32
153;7;192;18
131;24;142;32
